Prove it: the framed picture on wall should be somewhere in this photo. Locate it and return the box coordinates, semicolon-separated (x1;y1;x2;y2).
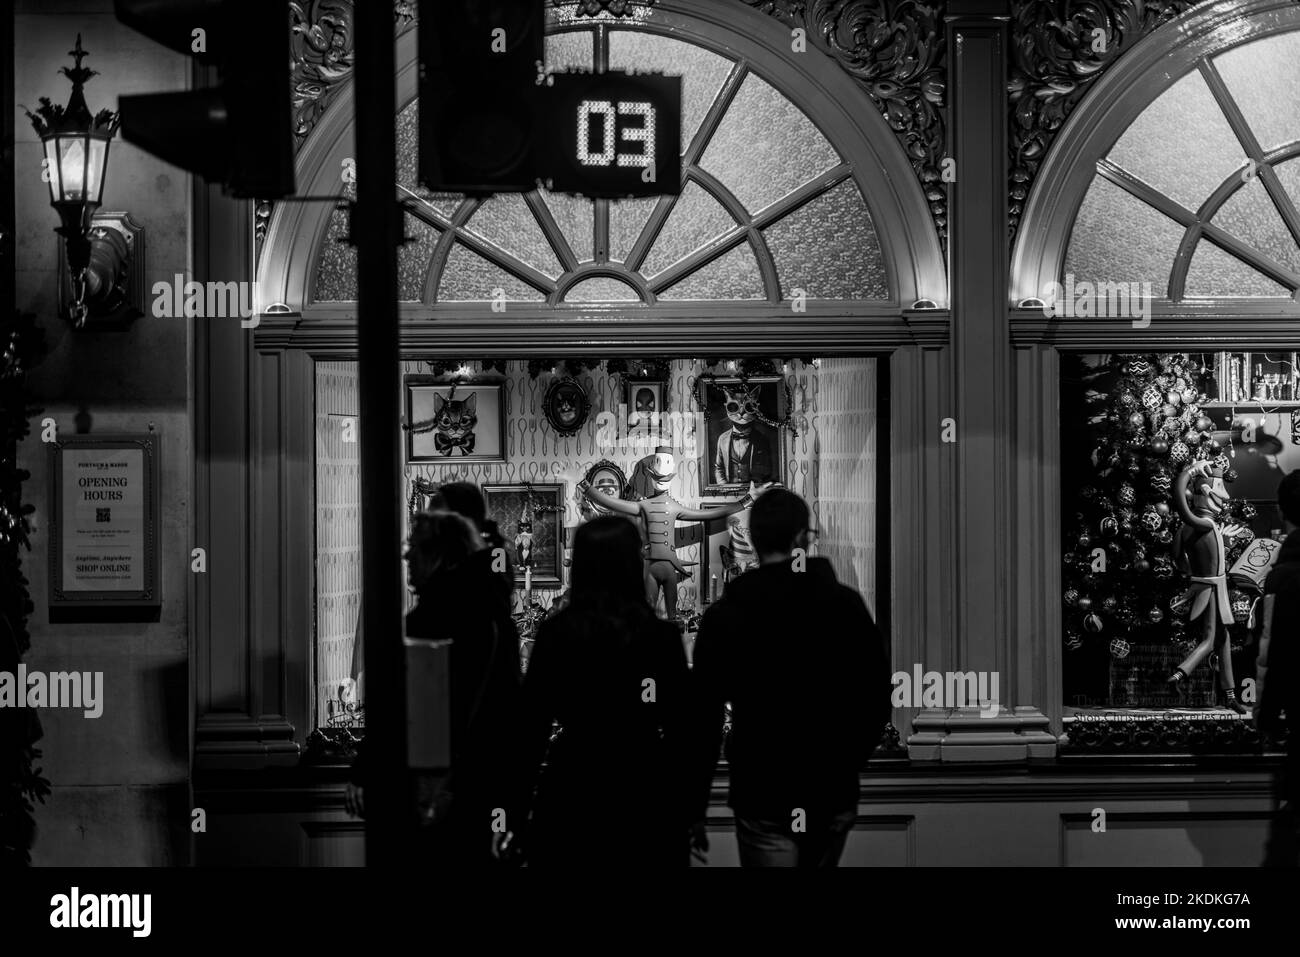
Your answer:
483;483;565;585
404;377;506;463
697;375;786;495
624;378;666;434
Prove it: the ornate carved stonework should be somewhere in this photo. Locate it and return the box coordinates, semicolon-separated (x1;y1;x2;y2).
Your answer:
1008;0;1207;240
744;0;948;249
568;0;655;14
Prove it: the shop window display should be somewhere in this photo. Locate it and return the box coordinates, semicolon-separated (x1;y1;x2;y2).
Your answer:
314;357;885;730
1061;352;1300;714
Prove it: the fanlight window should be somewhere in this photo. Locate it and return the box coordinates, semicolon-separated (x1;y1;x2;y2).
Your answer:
313;25;888;305
1063;30;1300;300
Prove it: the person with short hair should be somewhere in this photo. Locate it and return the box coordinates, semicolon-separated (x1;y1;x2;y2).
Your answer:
688;489;891;867
1255;469;1300;866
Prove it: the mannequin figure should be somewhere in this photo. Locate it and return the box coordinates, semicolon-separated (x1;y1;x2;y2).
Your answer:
1166;461;1247;713
579;447;762;619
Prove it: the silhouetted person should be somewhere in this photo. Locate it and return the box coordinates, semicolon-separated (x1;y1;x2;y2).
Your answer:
431;480;514;592
1256;469;1300;867
689;489;891;867
346;510;520;868
510;515;692;867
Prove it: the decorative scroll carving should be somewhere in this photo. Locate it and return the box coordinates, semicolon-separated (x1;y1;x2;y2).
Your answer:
1007;0;1206;240
742;0;948;250
567;0;656;15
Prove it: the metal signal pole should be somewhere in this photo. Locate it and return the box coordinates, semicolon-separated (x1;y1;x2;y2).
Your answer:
356;0;410;866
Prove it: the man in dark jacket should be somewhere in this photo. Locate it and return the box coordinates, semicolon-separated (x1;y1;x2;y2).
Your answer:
689;489;891;867
1255;469;1300;866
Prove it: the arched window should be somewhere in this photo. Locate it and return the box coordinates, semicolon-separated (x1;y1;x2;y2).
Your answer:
313;26;889;306
1012;7;1300;309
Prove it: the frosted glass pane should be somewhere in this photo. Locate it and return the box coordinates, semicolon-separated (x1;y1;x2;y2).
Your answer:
1064;176;1182;297
463;194;562;278
1185;239;1290;297
1108;69;1245;212
541;191;594;262
700;72;840;214
658;242;763;300
1211;177;1300;274
1214;32;1300;153
1277;158;1300;219
762;181;887;300
641;182;737;277
397;216;440;302
608;30;734;152
438;243;545;301
609;196;657;263
564;276;642;302
547;30;593;72
315;205;358;301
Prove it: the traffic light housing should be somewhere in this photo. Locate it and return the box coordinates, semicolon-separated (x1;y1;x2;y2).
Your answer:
113;0;294;198
418;0;544;194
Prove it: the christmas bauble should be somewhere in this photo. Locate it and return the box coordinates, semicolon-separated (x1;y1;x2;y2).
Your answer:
1142;386;1162;409
1064;588;1080;606
1181;388;1197;404
1084;613;1104;633
1118;484;1136;505
1155;502;1170;517
1126;455;1143;473
1163;418;1183;436
1099;516;1118;537
1169;441;1190;463
1128;431;1148;449
1151;471;1172;493
1077;596;1093;611
1213;453;1229;471
1165;391;1180;406
1208;439;1222;454
1077;532;1092;549
1150;435;1169;454
1119;391;1137;408
1102;596;1118;612
1225;468;1238;483
1148;607;1164;623
1109;638;1131;659
1156;528;1174;544
1174;378;1187;392
1128;411;1147;428
1134;559;1151;573
1235;526;1255;544
1161;403;1178;419
1240;503;1257;520
1230;590;1254;623
1152;556;1174;579
1141;508;1162;530
1129;359;1151;376
1183;428;1200;444
1194;415;1213;432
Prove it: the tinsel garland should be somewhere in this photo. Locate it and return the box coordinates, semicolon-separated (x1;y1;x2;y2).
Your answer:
0;310;49;866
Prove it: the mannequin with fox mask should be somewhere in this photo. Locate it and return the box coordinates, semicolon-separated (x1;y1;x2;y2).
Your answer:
1166;460;1247;712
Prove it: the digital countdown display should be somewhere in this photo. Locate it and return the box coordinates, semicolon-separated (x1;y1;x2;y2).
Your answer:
541;71;681;198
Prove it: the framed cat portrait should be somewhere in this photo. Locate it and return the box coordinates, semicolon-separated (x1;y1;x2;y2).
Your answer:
697;375;786;495
404;377;507;464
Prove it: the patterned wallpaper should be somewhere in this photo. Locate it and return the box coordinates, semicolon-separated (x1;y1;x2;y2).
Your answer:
313;357;879;725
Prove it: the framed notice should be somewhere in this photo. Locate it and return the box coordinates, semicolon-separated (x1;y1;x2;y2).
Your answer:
49;434;160;620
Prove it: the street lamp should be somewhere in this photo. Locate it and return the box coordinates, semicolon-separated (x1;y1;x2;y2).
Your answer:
24;35;120;327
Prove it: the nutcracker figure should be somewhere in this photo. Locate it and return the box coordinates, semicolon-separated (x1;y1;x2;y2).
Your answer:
578;447;763;619
1166;461;1247;712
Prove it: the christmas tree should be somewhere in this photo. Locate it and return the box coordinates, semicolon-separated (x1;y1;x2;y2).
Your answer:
0;309;48;865
1062;353;1258;708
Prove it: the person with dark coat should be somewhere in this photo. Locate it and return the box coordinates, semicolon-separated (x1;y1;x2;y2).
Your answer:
346;509;521;868
509;515;693;867
1254;469;1300;866
689;488;891;867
